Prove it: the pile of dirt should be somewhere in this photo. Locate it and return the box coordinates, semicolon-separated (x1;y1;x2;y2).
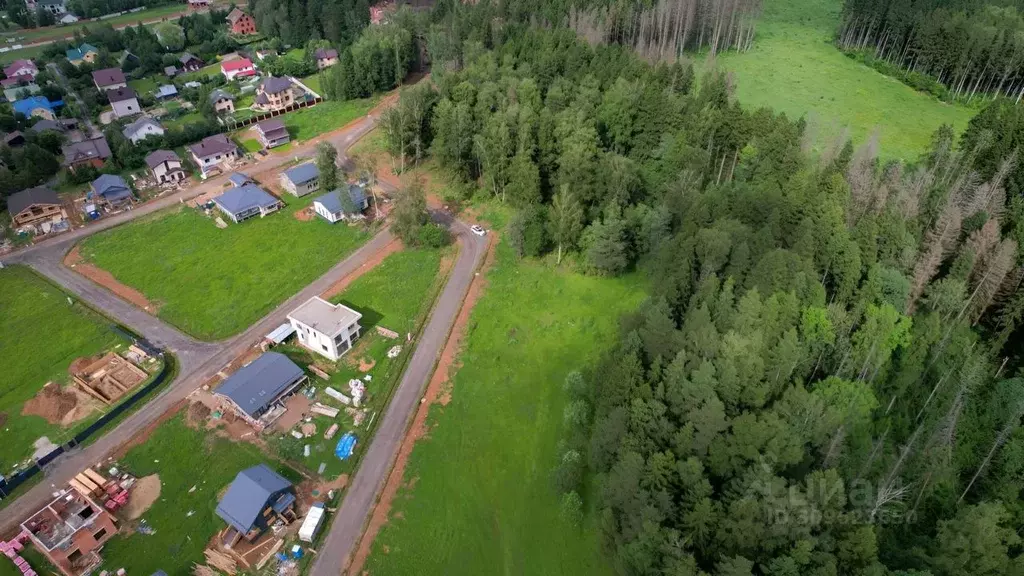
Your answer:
357;357;376;372
293;208;314;222
187;401;212;428
123;474;161;520
64;246;162;313
60;393;99;427
22;383;79;425
68;355;98;375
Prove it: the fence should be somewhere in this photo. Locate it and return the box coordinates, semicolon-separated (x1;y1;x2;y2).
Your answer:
0;338;171;501
221;95;324;132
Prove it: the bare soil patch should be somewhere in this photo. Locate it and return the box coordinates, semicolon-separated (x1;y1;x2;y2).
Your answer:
186;401;213;428
65;245;162;313
357;357;376;372
272;394;312;433
293;207;314;221
22;382;79;424
347;232;498;575
321;237;403;301
123;474;161;520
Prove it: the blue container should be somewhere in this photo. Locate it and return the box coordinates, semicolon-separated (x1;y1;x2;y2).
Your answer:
335;433;357;460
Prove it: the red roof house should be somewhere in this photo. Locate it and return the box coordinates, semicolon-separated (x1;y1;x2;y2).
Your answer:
221;58;256;80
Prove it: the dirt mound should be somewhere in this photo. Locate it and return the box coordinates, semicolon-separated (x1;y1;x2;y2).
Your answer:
68;355;98;375
22;383;79;424
187;401;212;428
357;357;375;372
294;207;314;221
64;245;161;313
123;474;161;520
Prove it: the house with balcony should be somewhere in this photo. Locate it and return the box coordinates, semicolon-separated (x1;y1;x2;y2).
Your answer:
255;118;289;149
7;186;65;230
252;76;301;112
146;150;187;184
187;134;238;178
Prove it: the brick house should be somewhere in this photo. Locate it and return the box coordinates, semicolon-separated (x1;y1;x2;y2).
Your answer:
252;76;301;112
20;490;118;576
209;89;236;114
226;8;257;35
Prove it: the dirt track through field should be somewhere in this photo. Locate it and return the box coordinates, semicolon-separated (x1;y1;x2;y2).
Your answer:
347;232;499;576
64;245;160;313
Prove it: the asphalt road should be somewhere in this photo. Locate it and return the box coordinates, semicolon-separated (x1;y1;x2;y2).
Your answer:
308;216;487;576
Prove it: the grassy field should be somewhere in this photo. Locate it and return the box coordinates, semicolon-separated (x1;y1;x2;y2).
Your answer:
240;137;262;153
712;0;975;160
0;44;44;65
128;76;160;95
0;4;187;45
269;247;446;479
97;415;300;576
299;73;323;96
364;227;645;575
284;98;375;141
78;195;372;340
0;266;122;468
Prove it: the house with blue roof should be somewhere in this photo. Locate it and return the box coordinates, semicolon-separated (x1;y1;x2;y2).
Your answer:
312;184;369;223
213;183;283;223
90;174;134;209
227;172;251;187
216;463;297;544
65;43;99;66
212;351;307;426
279;163;319;197
13;96;62;120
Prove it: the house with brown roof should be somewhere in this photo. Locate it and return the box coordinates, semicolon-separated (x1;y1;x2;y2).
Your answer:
314;48;339;69
146;150;187;184
255;119;290;149
7;186;65;228
188;134;239;179
226;8;257;35
62;137;111;172
92;68;126;91
106;87;140;119
179;52;203;71
252;77;301;112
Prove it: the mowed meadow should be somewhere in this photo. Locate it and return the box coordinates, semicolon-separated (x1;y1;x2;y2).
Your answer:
363;238;645;575
712;0;975;160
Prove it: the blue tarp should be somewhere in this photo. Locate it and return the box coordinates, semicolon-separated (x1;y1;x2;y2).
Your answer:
335;433;357;460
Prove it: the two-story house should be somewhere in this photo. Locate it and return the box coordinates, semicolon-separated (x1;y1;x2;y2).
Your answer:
65;44;98;66
221;58;255;81
288;296;363;361
188;134;239;179
216;464;297;545
62;137;111;172
179;52;203;71
314;48;339;69
7;186;66;230
122;117;164;144
145;150;187;184
209;88;236;114
21;489;118;576
252;76;300;112
92;68;127;91
106;87;140;119
279;162;319;196
3;59;38;88
255;118;290;149
226;8;257;35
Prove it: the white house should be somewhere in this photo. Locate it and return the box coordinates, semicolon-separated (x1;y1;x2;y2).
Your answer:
213;183;283;223
279;163;319;197
313;185;369;223
122;117;164;144
106;87;140;119
145;149;187;184
221;58;255;81
187;134;238;178
287;296;362;361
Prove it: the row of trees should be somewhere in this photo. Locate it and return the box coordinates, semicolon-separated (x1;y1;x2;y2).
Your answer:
321;19;417;101
838;0;1024;102
375;3;1024;572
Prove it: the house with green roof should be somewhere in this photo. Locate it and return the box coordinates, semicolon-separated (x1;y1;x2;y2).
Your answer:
65;44;99;66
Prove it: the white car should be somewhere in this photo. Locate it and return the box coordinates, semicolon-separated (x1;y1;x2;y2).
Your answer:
470;225;486;237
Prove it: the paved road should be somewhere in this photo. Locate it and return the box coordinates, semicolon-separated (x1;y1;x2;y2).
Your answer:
308;215;487;576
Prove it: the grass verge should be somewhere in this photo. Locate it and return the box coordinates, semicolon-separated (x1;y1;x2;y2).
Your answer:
284;98;375;142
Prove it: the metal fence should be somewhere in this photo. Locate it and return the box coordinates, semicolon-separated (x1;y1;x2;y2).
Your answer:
0;340;171;501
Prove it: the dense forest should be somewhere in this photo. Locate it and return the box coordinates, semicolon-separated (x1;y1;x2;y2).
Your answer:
367;0;1024;573
248;0;371;51
838;0;1024;102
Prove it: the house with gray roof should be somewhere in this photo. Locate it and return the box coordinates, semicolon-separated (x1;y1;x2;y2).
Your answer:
312;184;369;223
90;174;133;209
7;186;65;229
213;352;307;426
179;52;203;71
122;117;164;144
216;464;297;544
62;136;111;171
188;134;238;178
146;150;186;184
106;86;140;119
213;183;283;223
255;118;289;149
279;163;319;197
252;76;300;112
209;88;235;114
288;296;362;361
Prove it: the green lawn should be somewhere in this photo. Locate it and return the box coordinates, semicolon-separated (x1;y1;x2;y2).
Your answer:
711;0;975;161
268;247;445;480
0;266;122;468
364;227;645;575
299;73;323;96
0;44;44;65
240;138;262;153
0;4;187;45
128;76;160;95
163;111;202;129
78;196;372;340
284;98;375;141
97;415;300;576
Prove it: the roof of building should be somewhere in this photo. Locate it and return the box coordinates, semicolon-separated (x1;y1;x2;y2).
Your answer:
12;96;58;117
29;119;63;133
4;59;36;76
265;322;295;344
60;13;78;23
256;118;286;138
62;137;111;166
314;48;338;60
7;186;58;216
65;43;98;61
227;172;251;186
215;464;294;533
221;58;253;73
282;163;318;186
314;185;367;216
188;133;236;158
215;352;304;417
214;183;279;216
92;68;125;87
156;84;178;98
179;52;201;64
145;149;180;168
122;117;164;139
288;296;362;337
91;174;131;201
226;7;249;23
209;88;235;103
164;65;177;76
260;76;292;94
106;86;137;103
